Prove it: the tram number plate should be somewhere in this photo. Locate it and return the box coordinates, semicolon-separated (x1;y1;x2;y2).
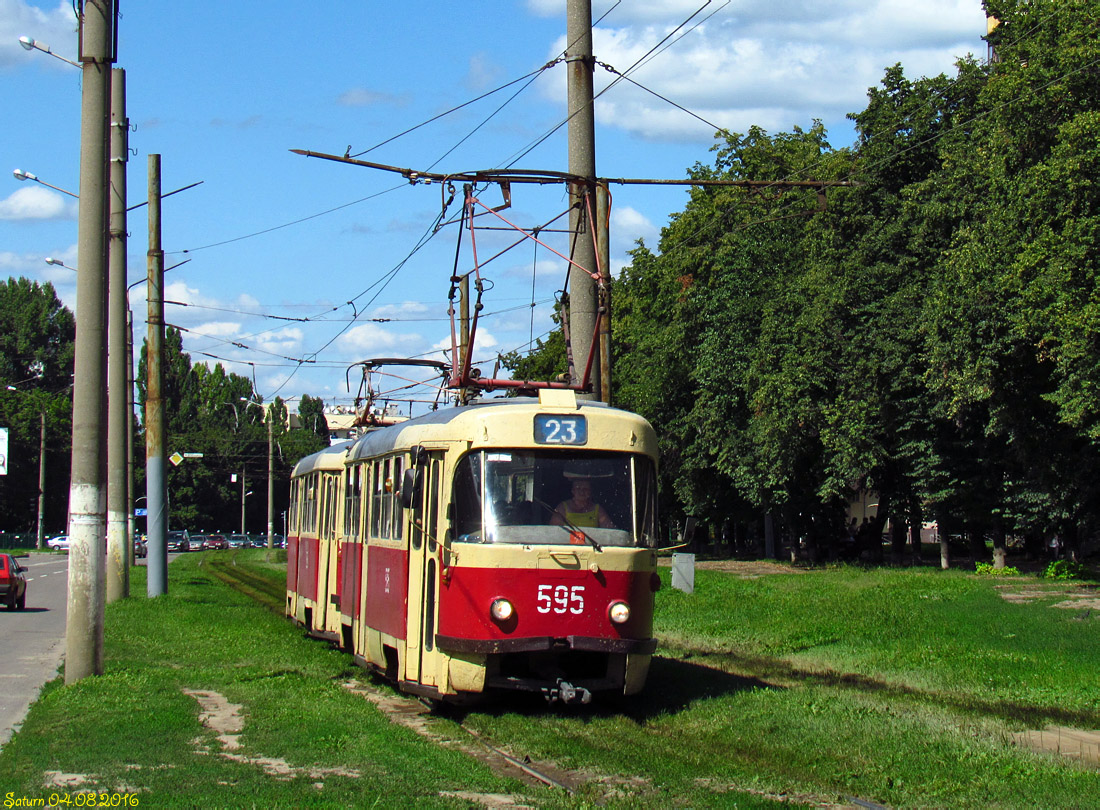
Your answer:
533;414;587;445
536;584;585;615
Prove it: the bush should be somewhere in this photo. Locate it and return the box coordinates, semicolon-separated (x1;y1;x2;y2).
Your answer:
974;562;1021;576
1042;559;1088;581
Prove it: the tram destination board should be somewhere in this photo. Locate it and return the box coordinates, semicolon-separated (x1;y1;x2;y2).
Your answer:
533;414;587;445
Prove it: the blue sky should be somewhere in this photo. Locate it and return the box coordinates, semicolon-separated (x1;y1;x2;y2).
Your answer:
1;0;988;413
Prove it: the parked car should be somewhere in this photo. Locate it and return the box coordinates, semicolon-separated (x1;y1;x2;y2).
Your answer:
166;530;190;552
205;534;228;550
227;534;250;548
133;538;147;558
190;534;208;550
46;535;70;551
0;553;28;610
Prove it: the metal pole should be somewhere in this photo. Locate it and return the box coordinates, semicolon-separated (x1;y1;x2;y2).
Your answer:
459;274;470;404
126;307;134;565
266;412;274;548
596;182;612;406
566;0;598;399
146;154;168;597
36;411;46;550
106;66;128;601
66;0;114;683
240;471;246;534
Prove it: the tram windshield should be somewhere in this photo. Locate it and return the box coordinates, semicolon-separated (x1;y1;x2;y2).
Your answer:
452;450;658;548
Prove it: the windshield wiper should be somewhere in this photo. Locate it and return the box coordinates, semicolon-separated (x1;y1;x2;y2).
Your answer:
533;497;603;552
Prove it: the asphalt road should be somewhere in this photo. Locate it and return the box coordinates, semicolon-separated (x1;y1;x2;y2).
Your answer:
0;552;68;750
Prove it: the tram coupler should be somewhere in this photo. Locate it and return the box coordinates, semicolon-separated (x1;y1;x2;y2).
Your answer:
542;678;592;705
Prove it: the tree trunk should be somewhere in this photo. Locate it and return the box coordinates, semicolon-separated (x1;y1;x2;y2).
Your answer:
1064;521;1080;564
870;493;889;565
909;499;923;563
969;529;989;563
890;516;907;565
991;523;1007;569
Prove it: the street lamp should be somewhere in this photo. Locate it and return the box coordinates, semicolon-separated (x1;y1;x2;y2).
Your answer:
18;36;80;68
15;167;204;212
13;169;80;198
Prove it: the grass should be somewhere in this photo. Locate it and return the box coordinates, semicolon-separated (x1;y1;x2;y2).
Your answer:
453;564;1100;808
0;550;532;808
1;554;1097;808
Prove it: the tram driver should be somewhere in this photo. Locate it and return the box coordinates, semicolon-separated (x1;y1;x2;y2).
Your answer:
550;476;616;529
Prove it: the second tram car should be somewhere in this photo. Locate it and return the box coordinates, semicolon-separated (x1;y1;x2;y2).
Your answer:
287;389;660;704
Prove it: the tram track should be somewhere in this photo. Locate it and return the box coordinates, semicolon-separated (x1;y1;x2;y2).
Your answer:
341;679;584;797
211;555;893;808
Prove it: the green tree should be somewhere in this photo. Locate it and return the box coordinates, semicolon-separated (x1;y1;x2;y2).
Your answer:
0;278;75;533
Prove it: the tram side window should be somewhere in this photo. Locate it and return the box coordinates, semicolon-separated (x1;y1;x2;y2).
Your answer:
392;457;403;541
371;460;383;538
344;465;361;541
305;475;318;533
325;472;340;540
381;458;393;539
288;480;299;534
453;452;483;541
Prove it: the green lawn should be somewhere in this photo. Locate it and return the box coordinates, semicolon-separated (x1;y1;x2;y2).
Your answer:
1;554;1096;808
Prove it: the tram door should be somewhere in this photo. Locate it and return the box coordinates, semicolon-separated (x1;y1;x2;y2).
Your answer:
405;452;444;686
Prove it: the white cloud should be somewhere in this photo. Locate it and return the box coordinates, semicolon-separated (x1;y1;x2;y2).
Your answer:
466;52;503;91
611;205;658;251
370;300;432;320
192;321;241;338
257;327;304;354
538;0;986;143
337;322;420;354
337;87;408;107
0;0;77;70
0;185;75;221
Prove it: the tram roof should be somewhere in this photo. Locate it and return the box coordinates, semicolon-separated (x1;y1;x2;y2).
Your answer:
290;439;352;477
346;396;655;463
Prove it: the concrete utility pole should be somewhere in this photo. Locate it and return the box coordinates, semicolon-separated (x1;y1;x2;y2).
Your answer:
266;413;274;548
36;412;46;551
146;154;168;597
566;0;599;400
106;66;129;602
66;0;116;684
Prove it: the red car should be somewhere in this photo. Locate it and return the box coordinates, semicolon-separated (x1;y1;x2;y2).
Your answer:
0;553;28;611
205;534;229;550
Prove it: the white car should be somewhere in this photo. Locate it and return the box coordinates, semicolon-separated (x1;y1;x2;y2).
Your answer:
47;535;70;551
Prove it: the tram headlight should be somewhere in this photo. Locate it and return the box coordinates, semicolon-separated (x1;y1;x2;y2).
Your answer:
608;601;631;624
490;597;514;621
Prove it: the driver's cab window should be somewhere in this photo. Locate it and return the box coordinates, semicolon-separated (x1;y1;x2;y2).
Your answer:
451;449;656;547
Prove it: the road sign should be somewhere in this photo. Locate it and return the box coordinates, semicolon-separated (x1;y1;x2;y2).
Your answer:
169;452;183;466
182;452;204;459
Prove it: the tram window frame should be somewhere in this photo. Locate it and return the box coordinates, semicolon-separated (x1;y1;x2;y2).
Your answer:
451;449;657;547
344;465;361;541
325;472;340;540
392;456;404;541
380;458;393;539
427;456;441;553
371;460;383;538
305;474;318;533
288;479;299;534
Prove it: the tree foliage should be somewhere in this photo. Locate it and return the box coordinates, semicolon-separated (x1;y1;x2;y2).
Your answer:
596;0;1100;558
135;328;328;533
0;278;74;533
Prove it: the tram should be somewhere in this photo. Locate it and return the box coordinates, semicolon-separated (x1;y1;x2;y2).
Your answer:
287;388;660;704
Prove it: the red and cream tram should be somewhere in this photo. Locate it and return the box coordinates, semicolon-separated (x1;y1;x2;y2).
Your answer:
286;388;660;704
